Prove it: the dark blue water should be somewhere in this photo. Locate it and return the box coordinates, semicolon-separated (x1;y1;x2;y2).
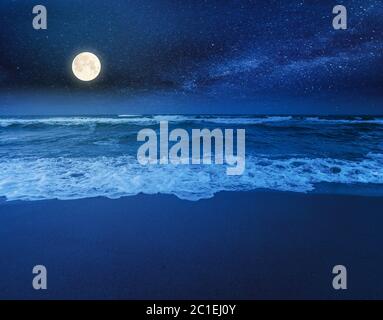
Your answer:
0;115;383;201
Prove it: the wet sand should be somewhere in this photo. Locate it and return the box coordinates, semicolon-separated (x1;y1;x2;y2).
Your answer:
0;191;382;299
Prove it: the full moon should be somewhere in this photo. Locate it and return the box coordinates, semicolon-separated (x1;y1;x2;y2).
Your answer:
72;52;101;81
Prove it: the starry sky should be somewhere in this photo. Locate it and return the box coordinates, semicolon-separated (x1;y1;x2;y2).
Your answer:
0;0;382;114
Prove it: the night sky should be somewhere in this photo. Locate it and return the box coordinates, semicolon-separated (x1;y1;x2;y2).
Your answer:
0;0;382;114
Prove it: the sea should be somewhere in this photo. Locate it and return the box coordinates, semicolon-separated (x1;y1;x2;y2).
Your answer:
1;114;383;201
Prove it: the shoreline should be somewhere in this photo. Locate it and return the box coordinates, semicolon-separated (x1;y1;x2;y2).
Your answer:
2;182;383;205
1;190;383;299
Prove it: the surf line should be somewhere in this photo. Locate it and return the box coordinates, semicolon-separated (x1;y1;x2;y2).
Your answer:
137;121;246;175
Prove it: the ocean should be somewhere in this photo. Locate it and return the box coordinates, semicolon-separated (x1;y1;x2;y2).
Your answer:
1;115;383;201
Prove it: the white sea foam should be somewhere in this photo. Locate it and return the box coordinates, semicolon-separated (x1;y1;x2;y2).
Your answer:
0;117;154;127
0;154;382;201
201;116;293;124
0;115;296;127
0;116;196;127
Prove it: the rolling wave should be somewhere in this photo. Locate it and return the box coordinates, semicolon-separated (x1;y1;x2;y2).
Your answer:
304;117;383;125
1;115;382;128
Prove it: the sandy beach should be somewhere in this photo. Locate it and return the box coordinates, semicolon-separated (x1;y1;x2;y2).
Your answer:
0;191;382;300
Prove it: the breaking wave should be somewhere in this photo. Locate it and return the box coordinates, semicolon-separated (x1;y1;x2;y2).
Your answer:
0;154;382;201
3;115;382;128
